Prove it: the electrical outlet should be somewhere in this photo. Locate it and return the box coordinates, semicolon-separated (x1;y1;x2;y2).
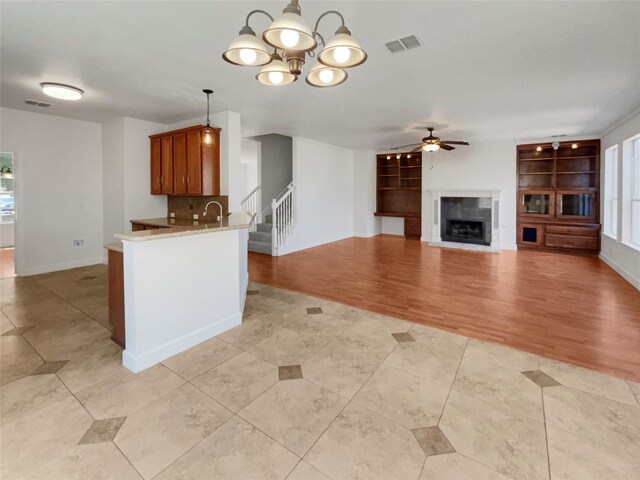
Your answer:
192;214;199;220
170;212;175;218
73;239;84;247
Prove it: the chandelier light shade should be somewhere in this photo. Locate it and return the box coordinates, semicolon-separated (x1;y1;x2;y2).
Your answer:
262;3;316;52
222;0;366;89
222;26;272;66
305;62;347;88
256;54;297;86
317;27;368;68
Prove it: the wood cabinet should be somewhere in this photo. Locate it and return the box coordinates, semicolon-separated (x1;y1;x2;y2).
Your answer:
375;152;422;239
108;248;125;348
516;140;600;255
149;125;220;196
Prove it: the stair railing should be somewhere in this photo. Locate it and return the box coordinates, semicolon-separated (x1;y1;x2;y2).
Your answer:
241;185;261;232
271;182;294;256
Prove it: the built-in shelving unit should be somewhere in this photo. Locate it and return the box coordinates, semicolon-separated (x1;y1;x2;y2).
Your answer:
516;139;600;254
375;153;422;238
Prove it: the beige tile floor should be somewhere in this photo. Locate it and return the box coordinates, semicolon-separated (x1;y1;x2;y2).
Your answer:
1;265;640;480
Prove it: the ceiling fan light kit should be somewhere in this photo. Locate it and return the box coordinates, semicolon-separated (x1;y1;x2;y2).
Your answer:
389;127;470;154
223;0;367;88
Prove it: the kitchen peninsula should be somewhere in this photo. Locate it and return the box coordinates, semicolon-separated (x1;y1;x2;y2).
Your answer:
106;212;253;373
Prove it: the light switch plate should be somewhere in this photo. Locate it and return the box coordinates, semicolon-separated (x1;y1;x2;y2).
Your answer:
170;212;175;218
192;214;199;220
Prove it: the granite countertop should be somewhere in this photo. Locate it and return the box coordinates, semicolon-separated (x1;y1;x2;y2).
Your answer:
104;241;123;253
114;212;254;242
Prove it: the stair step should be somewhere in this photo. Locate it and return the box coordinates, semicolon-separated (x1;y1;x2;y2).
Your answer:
248;240;272;255
249;231;271;243
257;222;272;233
265;214;273;223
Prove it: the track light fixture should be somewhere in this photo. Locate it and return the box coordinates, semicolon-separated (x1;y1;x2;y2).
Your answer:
222;0;367;88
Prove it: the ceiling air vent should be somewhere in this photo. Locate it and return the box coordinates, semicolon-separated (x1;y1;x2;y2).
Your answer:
25;99;51;108
385;34;422;53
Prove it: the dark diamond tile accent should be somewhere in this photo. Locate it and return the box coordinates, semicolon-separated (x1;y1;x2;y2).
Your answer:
412;426;456;457
78;417;127;445
81;275;97;281
279;365;303;381
30;360;69;375
306;307;323;315
2;326;34;336
247;290;260;295
522;370;561;388
392;332;415;343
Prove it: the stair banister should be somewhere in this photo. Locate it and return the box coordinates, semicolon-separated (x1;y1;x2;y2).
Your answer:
271;182;295;256
241;185;261;231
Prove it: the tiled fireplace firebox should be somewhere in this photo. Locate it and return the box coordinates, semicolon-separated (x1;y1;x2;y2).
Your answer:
428;190;503;252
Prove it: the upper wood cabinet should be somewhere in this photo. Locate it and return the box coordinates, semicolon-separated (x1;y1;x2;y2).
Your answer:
149;125;221;196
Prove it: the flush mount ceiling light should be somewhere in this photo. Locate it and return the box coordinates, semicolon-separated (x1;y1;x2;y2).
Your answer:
40;82;83;100
223;0;367;88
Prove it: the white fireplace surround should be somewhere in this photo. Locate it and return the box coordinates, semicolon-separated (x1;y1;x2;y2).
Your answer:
427;189;504;252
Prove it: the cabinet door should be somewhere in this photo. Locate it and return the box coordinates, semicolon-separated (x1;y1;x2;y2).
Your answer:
150;138;162;194
161;136;173;194
555;191;596;220
201;129;220;195
173;133;187;194
186;130;202;195
517;223;544;247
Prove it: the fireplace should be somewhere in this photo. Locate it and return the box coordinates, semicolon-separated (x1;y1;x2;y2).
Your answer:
445;219;486;245
440;197;491;246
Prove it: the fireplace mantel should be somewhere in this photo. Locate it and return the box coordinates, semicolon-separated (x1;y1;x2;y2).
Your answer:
427;189;503;252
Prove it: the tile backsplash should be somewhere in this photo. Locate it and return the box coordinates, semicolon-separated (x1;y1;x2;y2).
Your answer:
167;195;229;221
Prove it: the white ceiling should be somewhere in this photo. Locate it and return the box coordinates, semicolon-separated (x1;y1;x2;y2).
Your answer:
2;1;639;150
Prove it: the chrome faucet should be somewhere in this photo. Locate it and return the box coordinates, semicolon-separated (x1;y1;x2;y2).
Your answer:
203;201;224;222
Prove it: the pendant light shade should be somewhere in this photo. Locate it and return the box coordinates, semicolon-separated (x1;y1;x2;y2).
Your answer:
262;4;316;52
222;26;272;66
305;62;347;88
317;27;367;68
201;89;214;145
256;54;297;86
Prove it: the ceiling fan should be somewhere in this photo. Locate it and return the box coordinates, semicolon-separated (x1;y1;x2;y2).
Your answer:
390;127;470;152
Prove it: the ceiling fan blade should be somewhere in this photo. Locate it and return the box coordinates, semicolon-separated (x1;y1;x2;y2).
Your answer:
439;141;469;145
410;146;423;153
390;143;422;150
438;143;455;151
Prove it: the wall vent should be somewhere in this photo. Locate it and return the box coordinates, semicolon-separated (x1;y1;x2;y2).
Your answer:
385;34;422;53
25;99;51;108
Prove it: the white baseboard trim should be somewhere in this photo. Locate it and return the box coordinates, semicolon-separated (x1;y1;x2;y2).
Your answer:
599;253;640;291
21;257;105;277
123;312;242;373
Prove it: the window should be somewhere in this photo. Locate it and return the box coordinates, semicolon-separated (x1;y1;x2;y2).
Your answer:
603;146;618;238
631;137;640;247
0;152;14;224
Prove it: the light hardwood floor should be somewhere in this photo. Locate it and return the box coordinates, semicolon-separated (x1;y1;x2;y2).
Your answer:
249;235;640;382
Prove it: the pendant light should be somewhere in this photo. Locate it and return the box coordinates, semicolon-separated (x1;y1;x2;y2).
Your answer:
201;89;214;145
222;25;272;66
256;53;297;86
317;26;367;68
305;61;347;88
262;1;316;52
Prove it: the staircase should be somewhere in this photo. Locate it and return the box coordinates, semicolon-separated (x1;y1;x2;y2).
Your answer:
242;182;294;256
248;215;273;255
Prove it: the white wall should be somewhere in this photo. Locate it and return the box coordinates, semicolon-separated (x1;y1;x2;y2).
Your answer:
240;138;260;208
102;117;126;245
253;134;293;214
1;223;15;248
421;139;517;249
353;150;381;237
600;110;640;289
279;137;354;255
0;107;103;275
381;217;404;236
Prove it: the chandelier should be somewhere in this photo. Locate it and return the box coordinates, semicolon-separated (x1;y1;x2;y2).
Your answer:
222;0;367;88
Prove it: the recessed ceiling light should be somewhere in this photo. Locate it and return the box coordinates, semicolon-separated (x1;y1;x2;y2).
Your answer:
40;82;83;100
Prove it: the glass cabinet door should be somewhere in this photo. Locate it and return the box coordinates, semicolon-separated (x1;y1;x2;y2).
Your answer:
556;192;595;219
519;191;553;217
